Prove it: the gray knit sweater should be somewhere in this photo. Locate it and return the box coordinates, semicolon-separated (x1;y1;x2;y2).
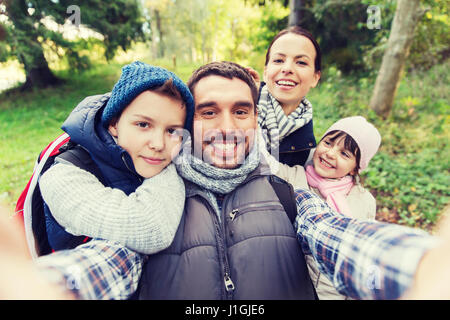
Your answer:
38;162;185;254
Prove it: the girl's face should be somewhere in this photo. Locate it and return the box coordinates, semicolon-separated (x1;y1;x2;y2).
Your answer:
263;33;321;114
109;90;186;178
313;132;358;179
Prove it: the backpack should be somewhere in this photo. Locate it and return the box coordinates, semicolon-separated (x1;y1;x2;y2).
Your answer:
15;133;106;258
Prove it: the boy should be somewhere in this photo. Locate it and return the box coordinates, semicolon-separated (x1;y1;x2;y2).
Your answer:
39;61;194;255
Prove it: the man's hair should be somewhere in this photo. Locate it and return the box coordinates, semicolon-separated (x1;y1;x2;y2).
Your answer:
151;78;185;108
187;61;259;109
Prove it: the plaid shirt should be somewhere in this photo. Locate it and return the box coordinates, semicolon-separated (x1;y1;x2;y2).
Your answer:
35;239;145;300
36;189;439;300
294;189;439;299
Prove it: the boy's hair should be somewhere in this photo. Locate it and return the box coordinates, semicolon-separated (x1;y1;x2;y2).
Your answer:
265;26;322;73
321;130;361;174
187;61;259;111
151;78;185;107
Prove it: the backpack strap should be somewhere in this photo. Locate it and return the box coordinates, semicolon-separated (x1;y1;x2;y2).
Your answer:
269;174;319;300
268;175;297;224
56;143;107;186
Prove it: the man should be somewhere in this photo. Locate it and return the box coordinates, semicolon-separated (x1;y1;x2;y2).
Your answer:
137;61;316;299
8;61;448;300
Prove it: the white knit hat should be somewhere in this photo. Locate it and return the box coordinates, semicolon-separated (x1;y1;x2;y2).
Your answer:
322;116;381;171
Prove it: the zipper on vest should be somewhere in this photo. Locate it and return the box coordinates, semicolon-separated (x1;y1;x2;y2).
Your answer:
228;201;284;222
280;146;314;154
208;199;235;299
229;209;238;221
224;273;235;292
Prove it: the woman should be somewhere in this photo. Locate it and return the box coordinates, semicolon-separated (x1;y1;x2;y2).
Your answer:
257;26;321;166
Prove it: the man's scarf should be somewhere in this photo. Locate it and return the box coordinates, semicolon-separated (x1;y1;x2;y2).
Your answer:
175;136;261;195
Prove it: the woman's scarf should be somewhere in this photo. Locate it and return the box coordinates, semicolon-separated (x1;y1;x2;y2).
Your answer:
305;165;354;216
258;83;313;150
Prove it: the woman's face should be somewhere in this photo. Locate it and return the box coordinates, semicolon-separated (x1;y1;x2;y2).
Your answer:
263;33;321;114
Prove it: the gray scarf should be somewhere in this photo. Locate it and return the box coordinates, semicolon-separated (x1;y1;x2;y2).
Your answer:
175;136;261;195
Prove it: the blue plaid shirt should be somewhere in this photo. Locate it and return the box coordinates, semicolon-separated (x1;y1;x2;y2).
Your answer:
36;189;439;300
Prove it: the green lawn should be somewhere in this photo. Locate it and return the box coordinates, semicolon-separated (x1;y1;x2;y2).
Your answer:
0;58;449;231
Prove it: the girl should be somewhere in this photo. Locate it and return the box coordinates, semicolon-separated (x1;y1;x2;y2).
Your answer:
264;116;382;299
257;26;321;166
39;61;194;255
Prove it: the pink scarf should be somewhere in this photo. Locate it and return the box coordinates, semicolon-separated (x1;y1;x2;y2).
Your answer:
305;165;354;216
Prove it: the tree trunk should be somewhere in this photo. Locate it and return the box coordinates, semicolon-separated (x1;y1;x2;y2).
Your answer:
20;45;60;90
6;0;59;90
154;9;165;58
148;8;158;59
369;0;423;118
288;0;302;27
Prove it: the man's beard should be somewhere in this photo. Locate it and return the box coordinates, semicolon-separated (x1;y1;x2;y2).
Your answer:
194;128;256;169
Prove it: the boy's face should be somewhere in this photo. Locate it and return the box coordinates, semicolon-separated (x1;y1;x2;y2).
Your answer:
192;75;258;169
109;90;186;178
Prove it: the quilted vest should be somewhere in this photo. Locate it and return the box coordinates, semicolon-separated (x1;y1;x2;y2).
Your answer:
278;120;316;167
137;166;316;300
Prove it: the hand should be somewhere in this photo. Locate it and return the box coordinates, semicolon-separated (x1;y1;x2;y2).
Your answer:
245;67;261;91
0;206;74;299
403;209;450;299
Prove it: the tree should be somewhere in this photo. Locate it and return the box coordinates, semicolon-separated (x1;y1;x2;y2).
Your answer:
369;0;425;118
288;0;302;26
144;0;172;59
0;0;145;90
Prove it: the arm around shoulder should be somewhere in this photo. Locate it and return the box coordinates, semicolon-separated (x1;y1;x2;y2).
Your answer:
39;162;185;254
260;146;309;190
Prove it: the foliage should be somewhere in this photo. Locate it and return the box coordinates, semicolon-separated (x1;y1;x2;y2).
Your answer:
408;0;449;71
249;0;289;53
0;0;145;87
360;0;449;72
143;0;265;66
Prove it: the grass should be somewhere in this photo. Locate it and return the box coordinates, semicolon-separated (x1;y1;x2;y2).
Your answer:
0;62;121;207
0;57;449;232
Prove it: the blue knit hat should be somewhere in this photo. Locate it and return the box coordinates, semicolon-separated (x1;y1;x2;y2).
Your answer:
101;61;194;131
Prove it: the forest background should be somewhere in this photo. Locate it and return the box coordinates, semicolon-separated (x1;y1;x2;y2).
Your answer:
0;0;448;231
